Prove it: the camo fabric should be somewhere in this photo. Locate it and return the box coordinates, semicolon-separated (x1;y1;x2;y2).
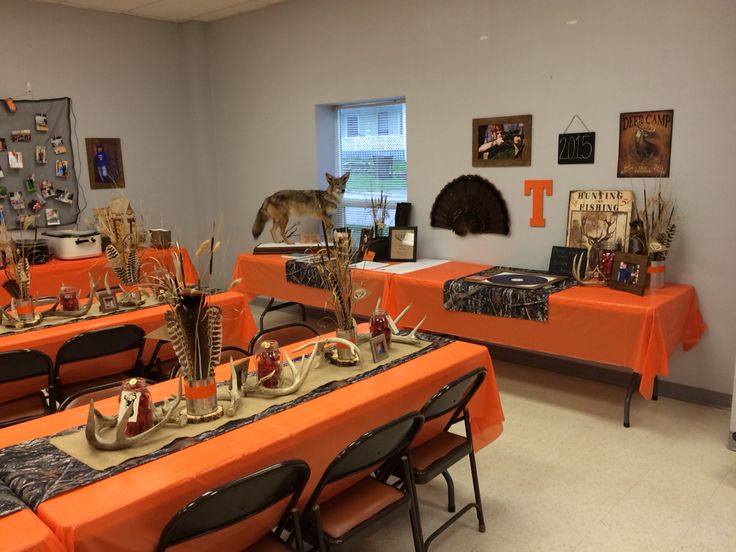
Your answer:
443;266;577;322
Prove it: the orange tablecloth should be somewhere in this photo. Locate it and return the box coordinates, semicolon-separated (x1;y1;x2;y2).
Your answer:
386;262;706;399
0;248;199;305
0;338;503;551
0;510;66;552
232;253;392;317
0;291;256;394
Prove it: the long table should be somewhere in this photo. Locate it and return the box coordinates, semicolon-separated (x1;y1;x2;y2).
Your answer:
233;253;392;319
0;335;503;551
233;254;705;401
0;291;257;398
0;247;199;305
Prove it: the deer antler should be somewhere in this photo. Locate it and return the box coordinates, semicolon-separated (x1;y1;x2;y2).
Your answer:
41;273;98;319
571;253;607;286
85;377;184;450
244;340;324;397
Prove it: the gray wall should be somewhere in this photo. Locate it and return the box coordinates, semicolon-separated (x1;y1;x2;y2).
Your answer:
206;0;736;395
1;0;200;251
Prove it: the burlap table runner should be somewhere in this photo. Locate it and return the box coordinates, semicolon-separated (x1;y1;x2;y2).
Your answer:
0;295;161;336
50;338;431;471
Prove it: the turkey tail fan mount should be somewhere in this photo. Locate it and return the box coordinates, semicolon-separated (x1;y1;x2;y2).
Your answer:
430;175;510;236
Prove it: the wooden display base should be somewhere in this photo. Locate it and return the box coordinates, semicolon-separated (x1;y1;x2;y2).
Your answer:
325;347;359;367
183;405;224;424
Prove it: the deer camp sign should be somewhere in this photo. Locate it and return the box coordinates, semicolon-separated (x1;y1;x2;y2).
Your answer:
565;190;634;274
617;109;674;177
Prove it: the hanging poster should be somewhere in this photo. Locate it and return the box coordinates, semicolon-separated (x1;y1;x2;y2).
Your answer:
617;109;674;177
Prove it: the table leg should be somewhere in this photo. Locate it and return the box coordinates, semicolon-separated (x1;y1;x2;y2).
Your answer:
259;297;307;330
652;376;659;401
623;373;641;428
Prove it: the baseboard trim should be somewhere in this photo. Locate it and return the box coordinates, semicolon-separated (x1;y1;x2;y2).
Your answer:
484;343;732;409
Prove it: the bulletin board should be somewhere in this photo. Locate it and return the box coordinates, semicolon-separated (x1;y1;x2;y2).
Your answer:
0;97;79;229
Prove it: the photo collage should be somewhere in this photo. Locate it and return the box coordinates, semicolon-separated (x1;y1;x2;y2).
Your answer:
0;100;76;228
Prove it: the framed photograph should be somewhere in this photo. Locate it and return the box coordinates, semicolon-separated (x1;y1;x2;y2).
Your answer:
565;190;634;275
357;228;373;261
473;114;532;167
609;253;648;296
0;138;6;151
97;291;119;313
388;226;417;261
617;110;673;177
85;138;125;189
369;334;389;363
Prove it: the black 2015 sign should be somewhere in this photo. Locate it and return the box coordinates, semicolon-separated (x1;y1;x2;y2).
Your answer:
558;132;595;164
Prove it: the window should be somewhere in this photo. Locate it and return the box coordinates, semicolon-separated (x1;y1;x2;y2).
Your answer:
332;99;407;236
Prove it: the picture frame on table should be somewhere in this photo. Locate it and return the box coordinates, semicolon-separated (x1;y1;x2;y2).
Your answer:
609;252;648;296
97;291;119;313
388;226;417;262
355;228;373;261
370;334;389;363
472;114;532;167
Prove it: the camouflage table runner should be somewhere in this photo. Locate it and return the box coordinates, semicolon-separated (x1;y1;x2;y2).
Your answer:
0;332;452;517
0;480;26;517
285;258;328;289
443;267;577;322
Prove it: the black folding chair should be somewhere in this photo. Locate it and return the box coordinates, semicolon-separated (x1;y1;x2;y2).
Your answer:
157;459;310;552
52;324;146;401
58;378;158;410
300;411;425;552
410;367;488;550
248;323;319;355
0;349;55;428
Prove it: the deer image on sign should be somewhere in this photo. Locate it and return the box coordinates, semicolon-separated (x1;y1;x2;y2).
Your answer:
565;190;634;274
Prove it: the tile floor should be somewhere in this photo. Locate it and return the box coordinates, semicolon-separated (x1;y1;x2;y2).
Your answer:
251;301;736;552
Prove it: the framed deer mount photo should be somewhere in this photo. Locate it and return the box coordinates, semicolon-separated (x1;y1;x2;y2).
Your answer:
565;190;634;275
617;110;673;177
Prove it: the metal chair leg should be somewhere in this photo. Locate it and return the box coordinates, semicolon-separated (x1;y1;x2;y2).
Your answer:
440;470;456;513
623;372;641;428
467;449;486;532
403;456;426;552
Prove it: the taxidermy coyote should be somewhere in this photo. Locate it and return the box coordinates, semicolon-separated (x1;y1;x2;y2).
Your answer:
252;172;349;243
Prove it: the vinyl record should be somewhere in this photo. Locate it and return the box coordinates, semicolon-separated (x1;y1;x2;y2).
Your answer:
488;273;548;286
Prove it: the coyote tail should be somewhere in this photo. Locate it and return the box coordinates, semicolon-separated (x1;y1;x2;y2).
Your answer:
252;201;269;238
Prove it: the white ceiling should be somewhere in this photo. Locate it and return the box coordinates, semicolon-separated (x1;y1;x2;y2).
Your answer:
30;0;289;23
